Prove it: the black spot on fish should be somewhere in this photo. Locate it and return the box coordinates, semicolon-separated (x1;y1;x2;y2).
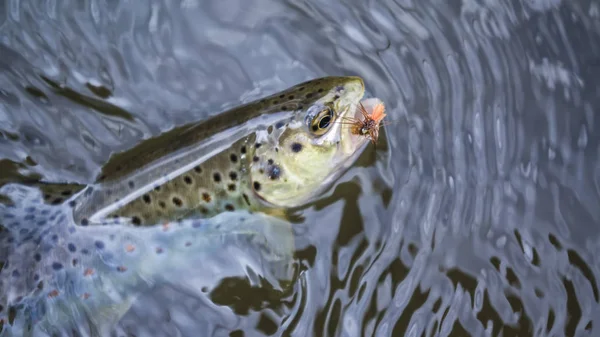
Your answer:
255;143;262;149
276;121;285;128
312;124;319;132
243;193;251;206
72;259;78;266
229;171;238;181
253;181;261;191
279;94;285;99
68;200;76;207
334;94;340;100
184;175;193;185
61;190;72;196
19;228;28;235
51;198;63;205
288;95;294;99
273;100;279;105
291;142;303;153
241;146;246;154
142;194;151;204
228;184;236;192
194;166;202;173
43;194;51;200
172;197;183;207
318;88;324;93
281;106;287;111
68;243;76;252
81;218;89;226
34;253;41;262
202;193;211;202
81;249;89;255
225;204;235;211
95;241;105;249
158;201;166;209
12;270;20;278
24;214;34;221
25;207;35;213
306;93;313;99
154;186;161;191
131;216;142;225
51;234;58;242
268;159;274;165
213;172;222;183
267;165;282;180
200;207;209;214
52;262;63;270
299;86;305;91
116;165;122;172
253;156;259;162
230;153;238;163
128;181;135;189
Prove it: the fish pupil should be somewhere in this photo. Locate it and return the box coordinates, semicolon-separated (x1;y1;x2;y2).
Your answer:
318;115;331;129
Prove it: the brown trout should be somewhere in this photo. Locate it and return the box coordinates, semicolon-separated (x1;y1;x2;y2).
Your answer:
35;76;370;226
0;76;382;335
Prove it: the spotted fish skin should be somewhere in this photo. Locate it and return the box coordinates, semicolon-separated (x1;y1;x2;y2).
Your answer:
54;76;367;226
0;77;373;335
101;135;262;226
0;184;294;336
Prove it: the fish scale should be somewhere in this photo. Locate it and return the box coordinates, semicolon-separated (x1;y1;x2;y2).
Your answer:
106;135;261;225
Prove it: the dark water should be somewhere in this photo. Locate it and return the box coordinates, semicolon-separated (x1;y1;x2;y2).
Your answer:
1;0;600;336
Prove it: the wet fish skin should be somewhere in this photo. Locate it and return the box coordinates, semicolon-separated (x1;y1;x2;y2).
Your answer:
0;77;378;335
35;76;368;226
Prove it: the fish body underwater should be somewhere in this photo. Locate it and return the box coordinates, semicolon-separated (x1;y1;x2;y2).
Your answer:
0;76;376;335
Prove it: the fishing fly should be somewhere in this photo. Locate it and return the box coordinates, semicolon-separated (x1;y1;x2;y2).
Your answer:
338;100;388;144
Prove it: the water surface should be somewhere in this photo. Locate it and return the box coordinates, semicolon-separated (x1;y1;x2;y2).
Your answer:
1;0;600;336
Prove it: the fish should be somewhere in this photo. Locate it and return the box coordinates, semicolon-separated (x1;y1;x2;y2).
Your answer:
0;76;381;335
344;97;387;144
31;76;370;226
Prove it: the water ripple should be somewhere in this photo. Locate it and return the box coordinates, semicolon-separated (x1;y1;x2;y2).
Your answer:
0;0;600;336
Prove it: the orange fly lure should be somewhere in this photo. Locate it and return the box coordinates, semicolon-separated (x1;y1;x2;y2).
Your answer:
345;101;388;144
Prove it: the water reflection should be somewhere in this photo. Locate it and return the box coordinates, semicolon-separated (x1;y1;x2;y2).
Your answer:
1;0;599;336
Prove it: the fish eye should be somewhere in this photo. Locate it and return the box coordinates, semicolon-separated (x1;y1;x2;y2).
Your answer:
310;106;335;135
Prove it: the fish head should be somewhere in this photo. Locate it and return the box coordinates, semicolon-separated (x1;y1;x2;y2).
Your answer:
250;76;372;208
